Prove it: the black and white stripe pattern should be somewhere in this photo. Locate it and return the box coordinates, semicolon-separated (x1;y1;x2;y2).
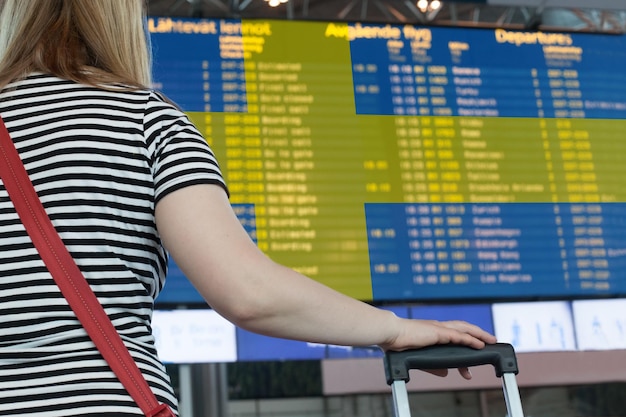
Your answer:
0;73;226;415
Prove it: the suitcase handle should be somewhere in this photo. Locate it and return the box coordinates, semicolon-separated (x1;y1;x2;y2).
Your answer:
384;342;518;384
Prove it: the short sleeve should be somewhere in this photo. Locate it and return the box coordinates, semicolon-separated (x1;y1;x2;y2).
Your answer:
144;92;228;203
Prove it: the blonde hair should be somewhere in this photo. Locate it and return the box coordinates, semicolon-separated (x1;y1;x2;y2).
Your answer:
0;0;152;90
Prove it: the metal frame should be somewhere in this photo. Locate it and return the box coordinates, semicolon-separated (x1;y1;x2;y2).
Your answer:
148;0;626;33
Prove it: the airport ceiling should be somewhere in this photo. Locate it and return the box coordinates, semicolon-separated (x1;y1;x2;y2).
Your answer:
147;0;626;33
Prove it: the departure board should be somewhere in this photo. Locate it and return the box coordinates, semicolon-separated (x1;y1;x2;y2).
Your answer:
149;18;626;303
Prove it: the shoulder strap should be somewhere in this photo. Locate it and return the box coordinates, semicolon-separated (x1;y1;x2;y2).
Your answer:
0;117;174;417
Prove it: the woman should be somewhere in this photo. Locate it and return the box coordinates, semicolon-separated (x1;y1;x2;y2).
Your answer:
0;1;496;415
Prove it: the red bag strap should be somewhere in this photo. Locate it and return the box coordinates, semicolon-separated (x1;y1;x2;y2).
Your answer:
0;116;174;417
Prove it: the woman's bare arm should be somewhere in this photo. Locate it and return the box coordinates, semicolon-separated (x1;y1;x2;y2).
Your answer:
155;184;497;355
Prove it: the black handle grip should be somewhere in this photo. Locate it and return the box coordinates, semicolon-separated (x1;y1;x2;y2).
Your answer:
384;343;518;385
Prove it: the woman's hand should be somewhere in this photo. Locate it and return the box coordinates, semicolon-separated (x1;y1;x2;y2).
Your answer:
379;318;497;379
379;318;497;351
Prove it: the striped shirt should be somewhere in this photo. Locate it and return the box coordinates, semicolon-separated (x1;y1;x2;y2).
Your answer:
0;73;226;416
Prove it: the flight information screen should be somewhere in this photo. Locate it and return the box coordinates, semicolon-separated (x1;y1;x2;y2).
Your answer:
149;18;626;304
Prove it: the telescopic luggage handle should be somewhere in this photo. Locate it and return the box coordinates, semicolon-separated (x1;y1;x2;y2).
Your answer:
384;342;519;384
384;343;524;417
